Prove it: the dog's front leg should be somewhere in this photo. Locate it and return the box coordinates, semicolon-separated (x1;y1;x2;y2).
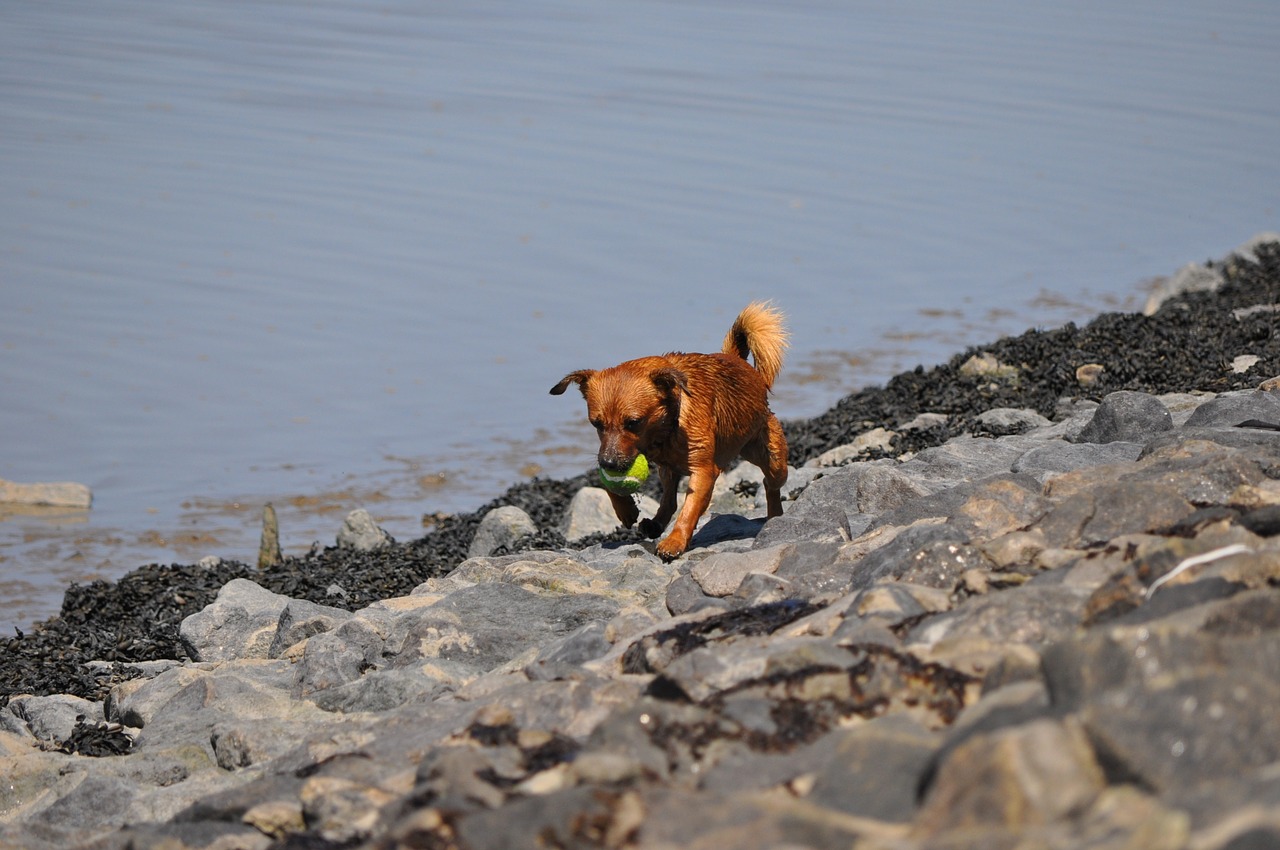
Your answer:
606;490;640;529
655;466;716;561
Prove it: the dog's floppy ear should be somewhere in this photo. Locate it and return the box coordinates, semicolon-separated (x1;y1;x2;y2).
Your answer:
550;369;595;396
650;367;689;398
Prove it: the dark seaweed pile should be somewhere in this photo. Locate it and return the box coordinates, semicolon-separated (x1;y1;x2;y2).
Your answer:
3;243;1277;705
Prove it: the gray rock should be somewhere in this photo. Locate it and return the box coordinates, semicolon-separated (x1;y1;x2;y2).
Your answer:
268;597;353;658
847;522;971;592
806;715;940;822
690;545;788;597
468;505;538;558
894;539;991;591
1075;390;1174;444
1024;398;1099;441
1083;666;1280;793
916;717;1106;833
1183;389;1280;428
128;663;306;752
1011;439;1143;482
1042;627;1280;794
854;462;936;515
804;427;895;467
900;435;1040;486
710;461;765;515
309;668;449;713
730;572;792;606
6;694;103;745
24;332;1280;850
908;583;1093;650
975;407;1052;434
752;500;861;548
777;463;870;530
900;411;950;431
1144;259;1224;315
30;773;138;834
1142;425;1280;456
210;718;304;770
561;486;623;542
665;573;732;616
945;473;1047;540
658;635;854;703
1037;480;1195;548
849;582;940;628
770;539;850;600
383;583;620;682
179;578;293;662
294;630;373;698
1158;391;1217;426
526;621;613;678
336;508;392;551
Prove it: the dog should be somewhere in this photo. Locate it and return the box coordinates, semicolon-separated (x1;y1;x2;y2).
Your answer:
550;301;789;560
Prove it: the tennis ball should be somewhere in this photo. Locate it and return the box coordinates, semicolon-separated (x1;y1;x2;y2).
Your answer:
598;454;649;494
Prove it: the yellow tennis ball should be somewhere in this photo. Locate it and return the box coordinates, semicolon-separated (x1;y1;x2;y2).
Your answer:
598;454;649;494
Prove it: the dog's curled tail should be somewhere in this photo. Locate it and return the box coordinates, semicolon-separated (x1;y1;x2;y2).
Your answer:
722;301;788;389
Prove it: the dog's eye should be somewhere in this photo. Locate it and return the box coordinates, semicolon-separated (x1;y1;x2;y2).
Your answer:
624;417;645;433
590;419;604;431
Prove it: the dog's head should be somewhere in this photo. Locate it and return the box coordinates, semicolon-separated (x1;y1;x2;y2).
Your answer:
550;362;686;472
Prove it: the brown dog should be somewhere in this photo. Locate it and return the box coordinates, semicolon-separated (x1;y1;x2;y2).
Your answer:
551;302;790;560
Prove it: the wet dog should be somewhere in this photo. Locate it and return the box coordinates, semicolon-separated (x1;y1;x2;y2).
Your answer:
551;302;789;560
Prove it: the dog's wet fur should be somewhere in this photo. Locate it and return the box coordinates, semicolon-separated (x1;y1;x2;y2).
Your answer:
551;302;789;561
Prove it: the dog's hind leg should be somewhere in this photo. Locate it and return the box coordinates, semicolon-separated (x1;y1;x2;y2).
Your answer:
742;414;789;518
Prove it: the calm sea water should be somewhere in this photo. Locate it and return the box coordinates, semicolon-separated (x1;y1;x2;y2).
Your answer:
2;0;1278;633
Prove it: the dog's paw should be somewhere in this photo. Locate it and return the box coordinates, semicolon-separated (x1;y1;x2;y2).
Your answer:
638;518;665;539
655;536;687;562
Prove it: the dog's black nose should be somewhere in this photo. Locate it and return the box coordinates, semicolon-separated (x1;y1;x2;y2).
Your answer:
598;454;632;473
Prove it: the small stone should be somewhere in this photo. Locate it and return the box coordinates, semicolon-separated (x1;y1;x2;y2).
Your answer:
337;508;392;551
0;478;92;508
805;427;895;467
974;408;1051;435
1076;363;1105;387
959;352;1019;380
468;505;538;558
961;569;990;594
1232;354;1261;374
901;412;950;431
561;487;623;542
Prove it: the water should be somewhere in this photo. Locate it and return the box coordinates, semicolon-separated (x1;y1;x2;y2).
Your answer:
2;0;1277;633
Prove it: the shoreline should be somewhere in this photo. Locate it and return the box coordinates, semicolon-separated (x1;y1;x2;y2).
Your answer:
1;237;1278;849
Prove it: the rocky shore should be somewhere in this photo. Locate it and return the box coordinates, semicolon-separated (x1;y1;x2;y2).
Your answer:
3;237;1280;850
